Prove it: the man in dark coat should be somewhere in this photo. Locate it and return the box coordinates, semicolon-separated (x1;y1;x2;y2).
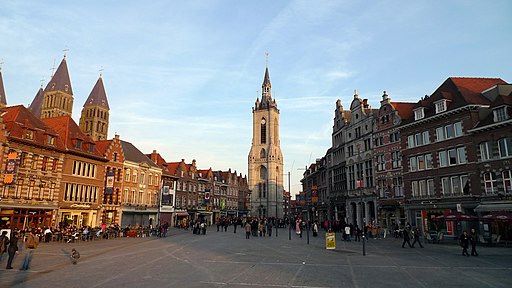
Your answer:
460;230;470;257
411;228;424;248
6;231;19;269
469;228;478;256
402;227;412;248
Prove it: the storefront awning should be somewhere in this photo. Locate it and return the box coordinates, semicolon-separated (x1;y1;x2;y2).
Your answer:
176;213;189;217
474;203;512;212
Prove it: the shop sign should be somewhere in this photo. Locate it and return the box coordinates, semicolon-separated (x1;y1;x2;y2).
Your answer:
326;232;336;250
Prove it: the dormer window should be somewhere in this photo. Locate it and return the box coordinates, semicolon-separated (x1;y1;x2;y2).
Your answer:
414;108;425;120
25;129;35;140
46;135;55;145
493;107;508;122
435;100;447;114
75;139;82;149
88;143;95;153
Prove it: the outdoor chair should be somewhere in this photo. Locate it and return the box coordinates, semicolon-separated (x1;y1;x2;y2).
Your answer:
479;235;489;245
425;233;434;243
495;235;501;246
437;232;444;243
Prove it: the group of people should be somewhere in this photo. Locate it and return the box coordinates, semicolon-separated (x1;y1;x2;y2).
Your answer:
0;229;38;270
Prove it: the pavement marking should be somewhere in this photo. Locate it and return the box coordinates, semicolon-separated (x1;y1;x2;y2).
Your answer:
201;281;331;288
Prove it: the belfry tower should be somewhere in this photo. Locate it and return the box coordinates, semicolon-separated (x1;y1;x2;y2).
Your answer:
79;72;110;141
40;55;74;119
248;54;284;218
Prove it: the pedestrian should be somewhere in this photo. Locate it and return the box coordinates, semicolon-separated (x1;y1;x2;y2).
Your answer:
70;248;80;265
233;219;237;234
267;221;273;237
411;228;424;248
244;222;251;239
402;227;412;248
355;226;361;242
460;230;470;257
21;229;39;270
6;231;19;269
344;225;351;241
312;222;318;237
0;230;9;262
469;228;478;256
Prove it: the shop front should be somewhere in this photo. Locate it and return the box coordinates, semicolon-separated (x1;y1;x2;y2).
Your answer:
58;203;99;228
0;206;56;229
174;210;189;228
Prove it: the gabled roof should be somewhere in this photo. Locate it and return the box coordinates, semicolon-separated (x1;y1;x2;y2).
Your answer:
44;56;73;95
165;162;180;175
0;105;65;150
120;140;159;168
0;68;6;106
403;77;507;123
83;76;109;109
146;152;167;168
390;102;416;121
28;87;44;118
42;116;103;159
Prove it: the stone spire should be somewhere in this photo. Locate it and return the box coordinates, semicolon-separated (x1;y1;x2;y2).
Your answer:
79;72;110;141
0;62;6;108
261;51;272;104
40;55;74;119
28;87;44;117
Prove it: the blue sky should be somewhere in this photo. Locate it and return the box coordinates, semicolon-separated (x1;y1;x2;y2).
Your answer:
1;0;511;195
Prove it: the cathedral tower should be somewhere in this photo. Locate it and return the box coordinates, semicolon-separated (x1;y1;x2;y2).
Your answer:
40;55;74;119
248;55;284;218
79;73;110;141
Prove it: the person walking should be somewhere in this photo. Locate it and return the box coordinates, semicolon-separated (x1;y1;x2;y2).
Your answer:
267;220;273;237
469;228;478;256
244;221;251;239
21;229;39;270
0;231;9;262
411;228;424;248
460;230;470;257
402;227;412;248
312;222;318;237
6;231;19;269
344;224;351;241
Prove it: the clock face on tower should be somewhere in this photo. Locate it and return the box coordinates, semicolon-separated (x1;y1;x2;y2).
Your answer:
261;119;266;125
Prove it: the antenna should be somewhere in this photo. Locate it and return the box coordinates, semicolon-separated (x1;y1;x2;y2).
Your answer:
0;59;4;72
99;66;104;77
265;50;269;67
63;47;69;58
40;77;45;88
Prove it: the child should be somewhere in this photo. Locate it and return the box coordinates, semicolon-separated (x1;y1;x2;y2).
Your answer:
71;248;80;265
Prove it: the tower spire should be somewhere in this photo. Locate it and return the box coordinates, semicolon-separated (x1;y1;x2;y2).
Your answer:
0;59;7;107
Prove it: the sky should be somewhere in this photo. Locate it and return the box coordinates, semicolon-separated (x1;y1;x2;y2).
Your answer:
1;0;511;196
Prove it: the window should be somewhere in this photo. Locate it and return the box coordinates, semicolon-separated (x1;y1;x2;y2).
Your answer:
435;100;447;113
392;151;401;168
415;133;423;146
75;139;82;149
484;172;495;194
390;132;399;143
451;176;461;195
480;142;491;161
448;149;457;165
89;143;95;153
436;127;445;141
393;177;403;197
260;119;266;144
113;153;118;162
498;138;512;158
423;131;430;144
47;135;55;145
410;156;418;171
417;155;425;170
427;179;435;197
25;129;34;140
125;169;130;181
454;122;463;137
31;155;39;170
457;147;467;164
493;107;508;122
20;152;27;167
445;124;454;139
425;154;433;169
503;170;512;194
52;158;58;172
377;155;385;171
42;156;48;171
441;177;450;195
439;151;448;167
407;135;414;148
414;108;424;120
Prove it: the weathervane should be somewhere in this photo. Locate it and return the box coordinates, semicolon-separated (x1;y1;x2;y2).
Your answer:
266;50;269;67
63;47;69;58
99;66;104;77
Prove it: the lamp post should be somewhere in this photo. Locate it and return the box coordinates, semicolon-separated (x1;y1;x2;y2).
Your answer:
356;143;366;256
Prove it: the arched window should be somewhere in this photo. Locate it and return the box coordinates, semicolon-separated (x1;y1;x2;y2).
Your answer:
260;148;266;159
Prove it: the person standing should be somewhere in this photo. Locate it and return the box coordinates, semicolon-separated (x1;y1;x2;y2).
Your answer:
244;221;251;239
0;231;9;262
312;222;318;237
460;230;470;257
411;228;424;248
402;227;412;248
267;220;273;237
21;229;39;270
469;228;478;256
6;231;19;269
344;225;351;241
